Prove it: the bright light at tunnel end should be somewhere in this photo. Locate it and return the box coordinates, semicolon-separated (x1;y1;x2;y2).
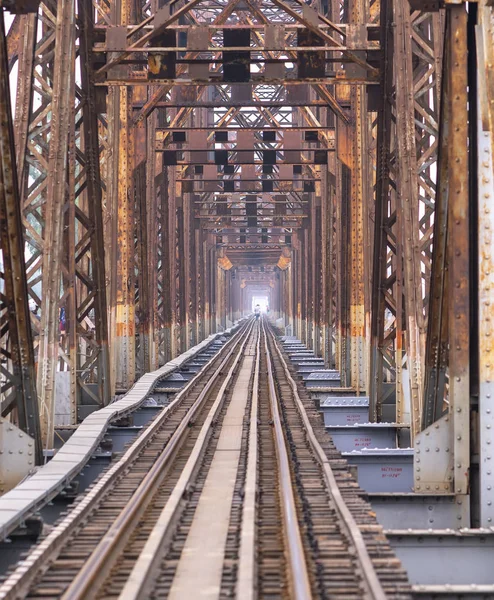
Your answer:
252;296;269;313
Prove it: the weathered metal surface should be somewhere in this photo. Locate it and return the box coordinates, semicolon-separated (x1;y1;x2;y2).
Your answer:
446;4;470;497
0;419;35;494
371;0;444;435
0;11;42;463
369;493;464;530
386;531;494;587
4;1;112;452
394;0;426;438
0;0;490;533
113;82;135;390
418;5;470;506
32;0;75;449
77;0;111;410
476;0;494;527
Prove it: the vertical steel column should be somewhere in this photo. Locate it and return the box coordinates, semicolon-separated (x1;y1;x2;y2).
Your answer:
78;0;111;407
351;99;366;393
394;0;429;436
337;159;352;387
134;157;148;379
313;202;322;356
134;87;147;378
146;110;159;371
0;12;42;464
445;4;470;496
321;166;330;365
36;0;75;447
414;6;470;517
113;85;135;390
158;159;173;364
286;261;293;332
323;155;337;369
477;0;494;526
170;163;180;357
371;0;444;428
370;0;398;421
204;241;212;336
13;13;36;196
176;203;186;352
196;227;205;341
302;224;310;346
216;255;223;331
107;0;136;392
348;0;367;394
305;210;313;349
295;242;303;338
188;197;198;346
62;30;77;425
211;243;217;334
12;0;111;437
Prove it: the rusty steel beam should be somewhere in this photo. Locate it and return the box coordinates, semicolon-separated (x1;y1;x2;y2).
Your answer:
93;23;379;32
111;84;135;392
420;4;469;494
6;0;114;448
6;14;22;70
370;0;395;422
371;0;444;432
35;0;76;448
13;13;36;190
445;4;469;496
146;109;159;370
268;0;378;75
94;0;205;78
77;0;111;409
157;158;173;365
96;43;378;52
0;10;42;464
477;0;494;527
410;5;488;526
106;0;136;393
133;0;244;123
134;157;149;379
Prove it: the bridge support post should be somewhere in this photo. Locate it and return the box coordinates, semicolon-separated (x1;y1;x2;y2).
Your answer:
0;11;42;464
476;0;494;527
371;0;443;429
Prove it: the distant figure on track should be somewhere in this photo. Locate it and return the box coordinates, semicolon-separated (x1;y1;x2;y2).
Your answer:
254;304;261;320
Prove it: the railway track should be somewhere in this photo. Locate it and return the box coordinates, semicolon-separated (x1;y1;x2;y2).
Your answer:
0;318;411;600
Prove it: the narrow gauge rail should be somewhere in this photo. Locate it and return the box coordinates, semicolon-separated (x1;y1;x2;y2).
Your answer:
0;319;411;600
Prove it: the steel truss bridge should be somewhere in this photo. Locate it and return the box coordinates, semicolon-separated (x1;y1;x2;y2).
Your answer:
0;0;493;542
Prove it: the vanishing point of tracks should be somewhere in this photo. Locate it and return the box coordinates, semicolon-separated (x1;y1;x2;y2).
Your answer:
0;319;410;600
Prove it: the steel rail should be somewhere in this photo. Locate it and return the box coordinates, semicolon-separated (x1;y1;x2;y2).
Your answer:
0;325;241;543
236;320;261;600
61;319;256;600
0;320;251;600
265;323;387;600
262;320;312;600
118;320;261;600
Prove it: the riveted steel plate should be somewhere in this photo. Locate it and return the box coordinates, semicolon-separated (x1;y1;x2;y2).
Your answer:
326;423;399;452
368;493;462;530
320;404;370;426
386;530;494;586
343;449;414;493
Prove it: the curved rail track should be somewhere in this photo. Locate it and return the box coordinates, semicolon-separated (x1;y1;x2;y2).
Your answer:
0;318;411;600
